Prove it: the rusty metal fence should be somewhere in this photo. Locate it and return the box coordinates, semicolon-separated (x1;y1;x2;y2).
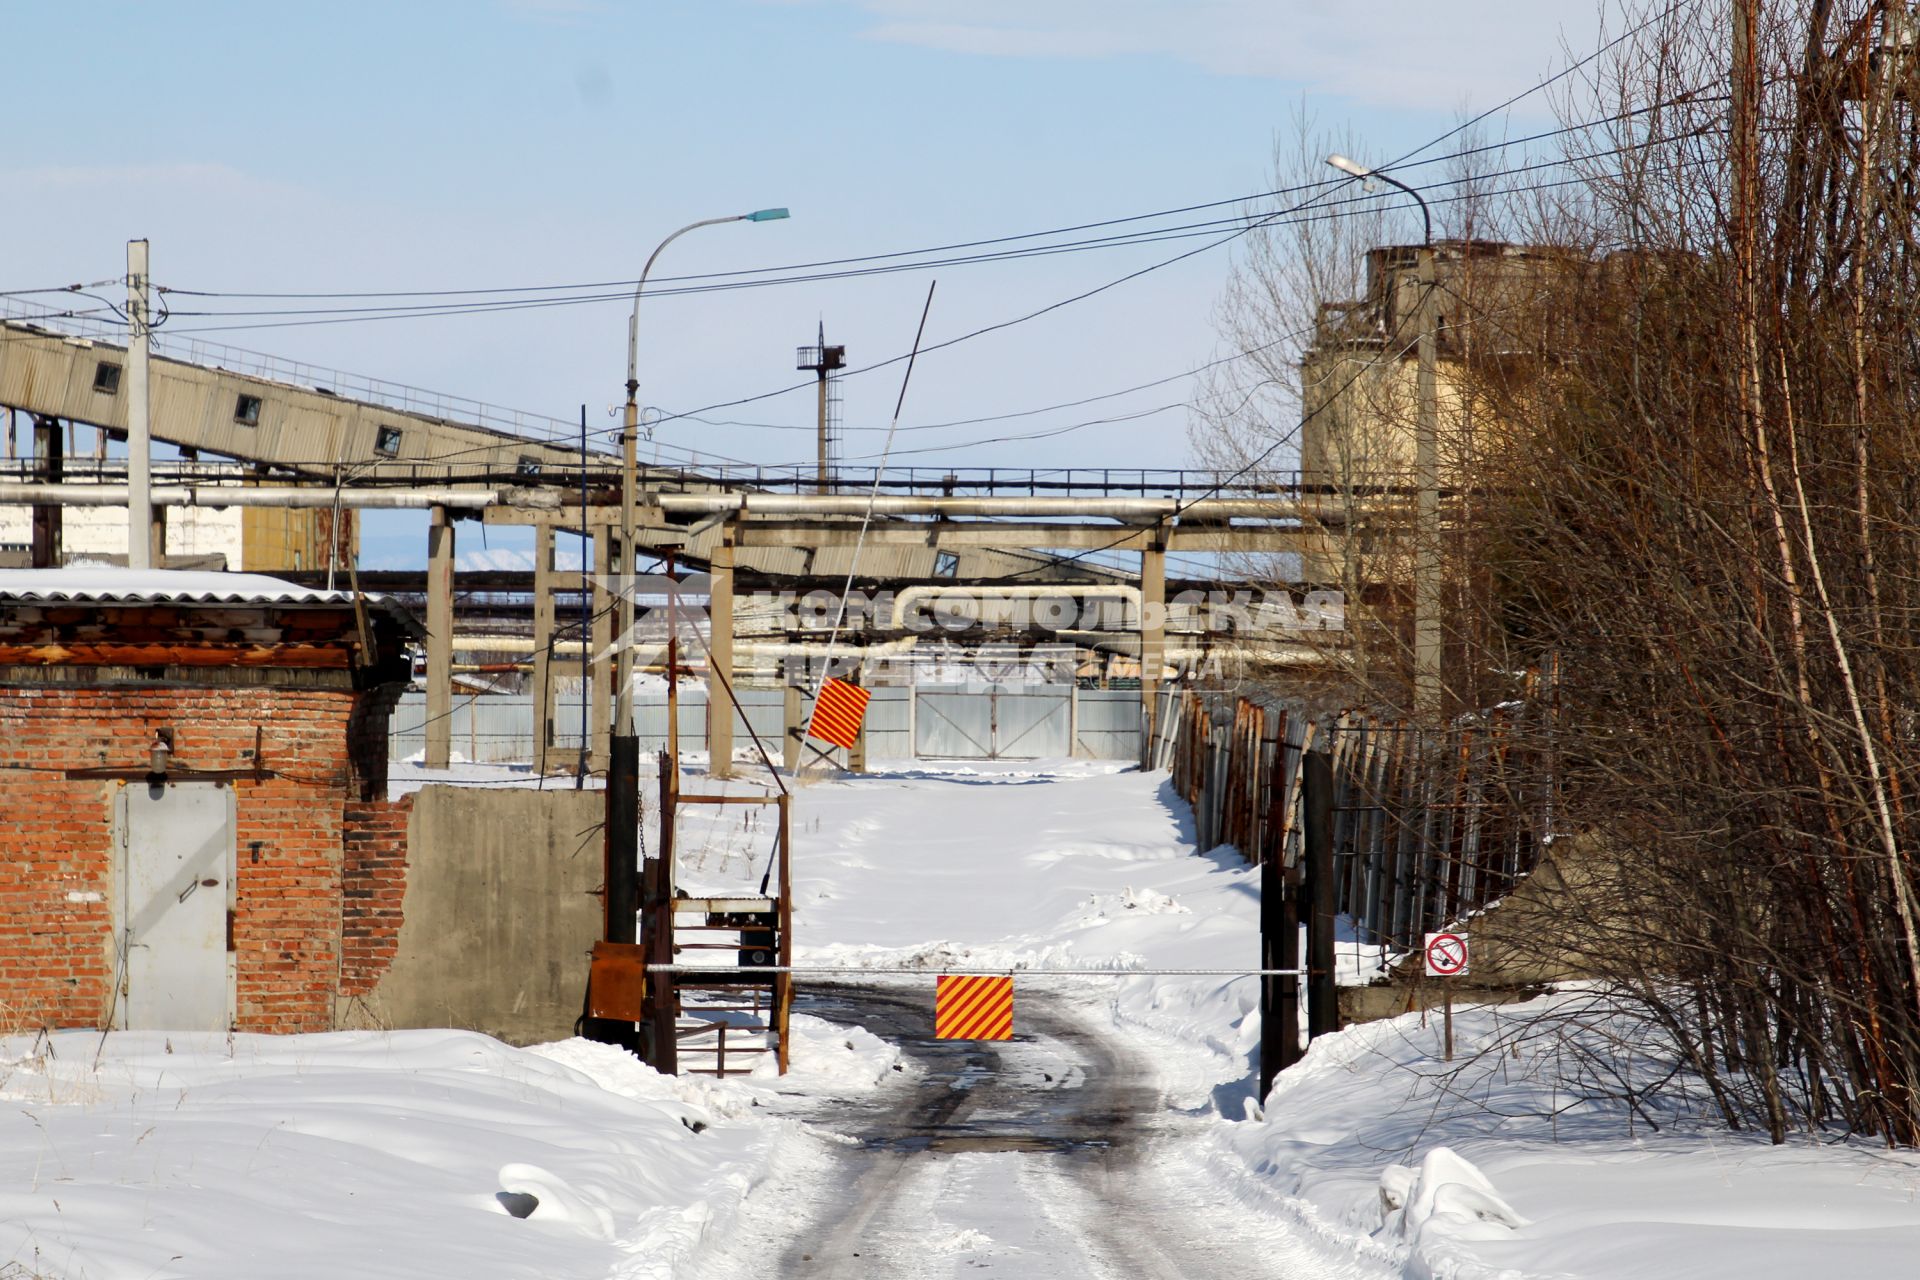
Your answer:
1150;690;1550;953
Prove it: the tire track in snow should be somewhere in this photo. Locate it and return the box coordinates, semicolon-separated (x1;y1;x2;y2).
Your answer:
736;985;1370;1279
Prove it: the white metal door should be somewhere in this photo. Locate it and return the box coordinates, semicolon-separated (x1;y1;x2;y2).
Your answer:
912;688;1072;760
115;782;235;1031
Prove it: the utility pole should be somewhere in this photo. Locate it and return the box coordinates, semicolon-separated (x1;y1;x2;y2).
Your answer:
797;324;846;494
1413;245;1441;721
126;238;153;570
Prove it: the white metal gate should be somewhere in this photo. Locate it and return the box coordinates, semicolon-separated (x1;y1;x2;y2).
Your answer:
114;782;236;1031
913;687;1072;759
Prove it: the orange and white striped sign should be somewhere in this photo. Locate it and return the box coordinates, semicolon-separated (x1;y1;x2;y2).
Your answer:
806;677;871;751
934;974;1014;1041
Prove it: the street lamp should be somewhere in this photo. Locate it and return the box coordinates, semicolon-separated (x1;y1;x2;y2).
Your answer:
616;208;790;740
591;207;791;1044
1326;154;1430;247
1325;155;1441;720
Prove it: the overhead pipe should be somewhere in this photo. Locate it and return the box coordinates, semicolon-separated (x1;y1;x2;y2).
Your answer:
0;482;497;509
651;493;1397;520
449;635;922;661
889;583;1142;629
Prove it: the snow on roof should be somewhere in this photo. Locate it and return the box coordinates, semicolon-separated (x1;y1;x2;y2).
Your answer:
0;567;360;606
0;568;422;633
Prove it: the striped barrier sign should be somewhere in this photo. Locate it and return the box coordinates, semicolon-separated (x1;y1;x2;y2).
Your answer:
934;974;1014;1041
806;677;871;751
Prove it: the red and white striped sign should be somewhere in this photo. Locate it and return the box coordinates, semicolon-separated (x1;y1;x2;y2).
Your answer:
934;974;1014;1040
806;677;871;751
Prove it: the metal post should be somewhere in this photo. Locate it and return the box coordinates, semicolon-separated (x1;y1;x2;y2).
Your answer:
126;239;152;571
577;406;592;784
606;738;640;948
1304;748;1338;1040
617;387;639;740
665;550;681;765
1260;788;1288;1098
590;533;614;773
1139;528;1167;766
583;730;642;1053
645;747;679;1075
1413;246;1442;720
775;791;794;1074
708;523;736;778
425;505;455;770
816;366;830;495
533;525;556;775
611;526;643;980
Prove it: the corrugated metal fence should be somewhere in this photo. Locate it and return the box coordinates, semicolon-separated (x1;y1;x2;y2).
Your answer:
1146;690;1549;951
390;685;1149;765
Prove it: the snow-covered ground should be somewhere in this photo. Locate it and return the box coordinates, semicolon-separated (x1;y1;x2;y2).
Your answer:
7;759;1919;1278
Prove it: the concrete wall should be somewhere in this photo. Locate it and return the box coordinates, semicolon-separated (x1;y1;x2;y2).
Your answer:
338;785;604;1045
0;501;245;566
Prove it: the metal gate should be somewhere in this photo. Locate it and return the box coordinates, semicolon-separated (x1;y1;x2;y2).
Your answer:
114;781;236;1031
913;687;1071;759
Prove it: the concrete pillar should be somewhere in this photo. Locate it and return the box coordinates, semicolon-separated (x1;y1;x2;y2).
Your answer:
149;503;167;569
1139;528;1167;765
783;677;804;772
532;525;556;775
707;522;736;778
590;533;614;774
30;415;62;568
425;505;455;770
847;665;867;773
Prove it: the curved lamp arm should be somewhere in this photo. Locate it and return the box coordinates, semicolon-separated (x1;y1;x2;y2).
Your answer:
1326;154;1431;248
626;208;790;390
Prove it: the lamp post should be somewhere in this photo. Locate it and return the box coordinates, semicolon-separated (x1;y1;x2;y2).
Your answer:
616;207;789;741
589;208;790;1059
1326;155;1441;721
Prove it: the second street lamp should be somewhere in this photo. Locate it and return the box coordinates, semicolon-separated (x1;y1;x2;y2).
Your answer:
1325;154;1441;721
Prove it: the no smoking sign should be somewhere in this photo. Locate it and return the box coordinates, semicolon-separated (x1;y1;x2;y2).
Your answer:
1424;931;1470;978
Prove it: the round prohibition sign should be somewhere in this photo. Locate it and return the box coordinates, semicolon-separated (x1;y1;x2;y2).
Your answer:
1424;931;1469;977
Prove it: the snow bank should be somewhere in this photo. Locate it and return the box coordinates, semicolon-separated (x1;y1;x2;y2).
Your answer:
1230;990;1920;1279
0;1029;789;1280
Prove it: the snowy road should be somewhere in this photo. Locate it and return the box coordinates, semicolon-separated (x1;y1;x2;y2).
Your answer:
705;985;1366;1280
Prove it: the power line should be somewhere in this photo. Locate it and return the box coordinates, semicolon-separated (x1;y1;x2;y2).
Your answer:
970;282;1438;583
154;45;1714;313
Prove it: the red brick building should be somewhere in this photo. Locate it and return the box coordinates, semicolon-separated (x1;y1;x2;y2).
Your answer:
0;568;417;1033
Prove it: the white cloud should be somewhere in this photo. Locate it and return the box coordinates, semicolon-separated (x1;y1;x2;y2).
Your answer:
844;1;1605;112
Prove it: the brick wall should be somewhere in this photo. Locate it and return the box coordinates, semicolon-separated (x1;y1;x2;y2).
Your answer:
0;682;376;1033
339;793;413;997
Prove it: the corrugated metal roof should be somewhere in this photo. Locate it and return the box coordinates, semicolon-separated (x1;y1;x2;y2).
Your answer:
0;568;422;633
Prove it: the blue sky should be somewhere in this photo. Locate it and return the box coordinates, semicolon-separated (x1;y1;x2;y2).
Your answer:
1;1;1602;566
